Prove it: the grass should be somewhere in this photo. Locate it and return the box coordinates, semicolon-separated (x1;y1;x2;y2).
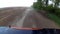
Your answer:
47;13;60;25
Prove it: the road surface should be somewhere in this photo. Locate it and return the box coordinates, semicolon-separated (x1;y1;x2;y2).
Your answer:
0;7;60;29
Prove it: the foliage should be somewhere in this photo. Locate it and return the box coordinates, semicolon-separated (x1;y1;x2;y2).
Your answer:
32;0;60;25
47;13;60;25
33;2;43;10
32;0;60;17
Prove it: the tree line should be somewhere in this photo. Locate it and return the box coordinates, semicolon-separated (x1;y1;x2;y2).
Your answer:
33;0;60;17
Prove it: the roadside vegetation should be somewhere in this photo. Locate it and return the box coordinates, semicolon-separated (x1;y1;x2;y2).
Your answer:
32;0;60;25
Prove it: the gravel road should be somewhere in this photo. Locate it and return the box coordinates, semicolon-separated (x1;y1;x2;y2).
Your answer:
0;7;60;29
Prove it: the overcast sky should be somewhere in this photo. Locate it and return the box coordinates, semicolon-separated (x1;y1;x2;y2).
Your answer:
0;0;36;8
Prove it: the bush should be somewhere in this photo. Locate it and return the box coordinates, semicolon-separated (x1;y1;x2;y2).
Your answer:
33;2;44;10
47;13;60;24
32;0;60;26
43;5;56;13
43;5;60;17
55;8;60;17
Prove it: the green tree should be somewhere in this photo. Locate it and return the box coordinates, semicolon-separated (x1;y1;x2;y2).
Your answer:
50;0;60;7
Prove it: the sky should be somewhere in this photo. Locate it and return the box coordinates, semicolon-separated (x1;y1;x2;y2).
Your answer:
0;0;36;8
49;1;53;4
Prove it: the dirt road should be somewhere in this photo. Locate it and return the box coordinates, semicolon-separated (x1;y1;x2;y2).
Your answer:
0;7;60;29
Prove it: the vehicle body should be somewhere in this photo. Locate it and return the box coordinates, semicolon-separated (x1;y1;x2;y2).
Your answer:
0;26;60;34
